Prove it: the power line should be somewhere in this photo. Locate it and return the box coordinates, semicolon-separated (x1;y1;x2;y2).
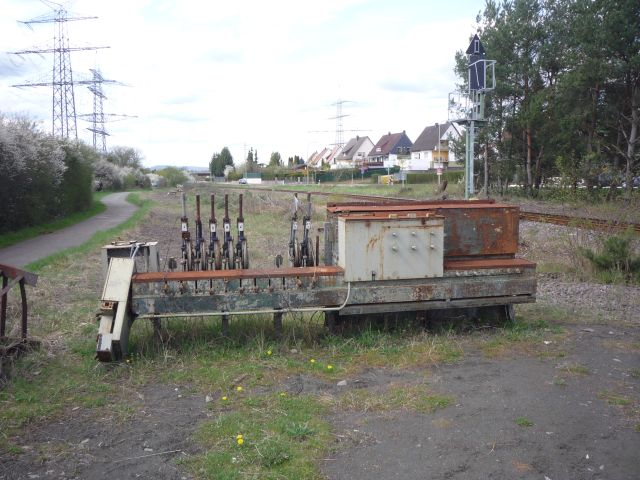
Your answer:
9;6;109;140
76;68;136;152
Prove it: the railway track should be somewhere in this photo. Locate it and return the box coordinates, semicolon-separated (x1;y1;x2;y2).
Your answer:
518;211;640;234
221;184;640;234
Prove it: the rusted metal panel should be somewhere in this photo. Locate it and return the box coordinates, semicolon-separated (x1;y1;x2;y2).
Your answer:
133;265;344;283
326;201;519;258
444;258;536;270
339;295;535;315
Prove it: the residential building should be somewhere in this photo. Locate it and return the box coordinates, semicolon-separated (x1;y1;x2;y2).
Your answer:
409;122;462;171
326;145;343;169
306;148;327;168
367;131;413;169
334;136;374;169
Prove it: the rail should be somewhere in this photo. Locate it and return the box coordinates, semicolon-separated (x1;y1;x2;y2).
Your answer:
222;185;640;234
518;211;640;234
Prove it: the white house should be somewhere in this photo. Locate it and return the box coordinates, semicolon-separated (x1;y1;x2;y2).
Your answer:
408;122;462;171
334;136;375;169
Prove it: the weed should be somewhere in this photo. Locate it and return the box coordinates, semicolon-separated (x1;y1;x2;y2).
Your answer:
598;391;632;406
333;385;453;414
579;233;640;284
630;368;640;379
561;363;589;376
286;421;316;440
515;417;534;427
189;394;329;478
553;377;567;387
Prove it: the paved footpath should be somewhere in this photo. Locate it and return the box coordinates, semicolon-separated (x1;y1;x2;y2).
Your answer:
0;192;137;268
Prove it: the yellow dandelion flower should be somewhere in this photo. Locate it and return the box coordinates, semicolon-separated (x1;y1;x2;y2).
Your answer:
327;365;333;371
236;386;243;392
267;350;272;356
310;359;316;364
221;396;228;401
237;437;244;446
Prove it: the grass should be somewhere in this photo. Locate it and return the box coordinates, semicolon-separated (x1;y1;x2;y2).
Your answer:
598;391;632;406
187;393;330;479
515;417;534;427
479;315;564;359
3;185;628;477
332;385;453;414
0;191;110;250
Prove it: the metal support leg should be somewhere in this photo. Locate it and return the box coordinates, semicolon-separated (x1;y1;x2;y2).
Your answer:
273;311;283;336
19;279;27;339
221;314;229;336
325;311;340;334
0;274;6;337
152;317;162;347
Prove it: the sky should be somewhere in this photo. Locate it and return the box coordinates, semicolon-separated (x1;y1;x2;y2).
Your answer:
0;0;484;168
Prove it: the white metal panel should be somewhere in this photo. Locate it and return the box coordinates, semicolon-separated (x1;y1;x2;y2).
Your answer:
338;216;444;282
102;258;135;302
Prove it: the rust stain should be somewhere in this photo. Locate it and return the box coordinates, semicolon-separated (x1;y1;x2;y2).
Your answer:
412;284;434;301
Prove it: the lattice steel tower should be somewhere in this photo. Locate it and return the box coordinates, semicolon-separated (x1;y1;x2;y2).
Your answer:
78;68;134;152
330;99;352;149
10;4;108;140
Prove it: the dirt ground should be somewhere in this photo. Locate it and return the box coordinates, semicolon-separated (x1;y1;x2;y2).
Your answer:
1;189;638;479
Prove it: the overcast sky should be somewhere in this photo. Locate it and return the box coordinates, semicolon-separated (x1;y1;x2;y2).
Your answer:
0;0;483;168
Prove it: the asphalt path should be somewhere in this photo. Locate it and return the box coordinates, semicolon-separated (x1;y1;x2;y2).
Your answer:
0;192;137;268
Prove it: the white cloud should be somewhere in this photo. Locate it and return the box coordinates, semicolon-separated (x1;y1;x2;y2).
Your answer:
0;0;482;167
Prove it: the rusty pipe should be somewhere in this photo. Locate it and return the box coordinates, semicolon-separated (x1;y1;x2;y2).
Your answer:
196;194;201;221
238;193;243;219
224;194;229;221
210;193;216;222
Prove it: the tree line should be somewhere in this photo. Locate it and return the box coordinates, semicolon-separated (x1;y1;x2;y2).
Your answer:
456;0;639;199
209;147;305;178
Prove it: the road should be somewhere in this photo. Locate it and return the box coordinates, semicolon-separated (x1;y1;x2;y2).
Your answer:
0;192;137;268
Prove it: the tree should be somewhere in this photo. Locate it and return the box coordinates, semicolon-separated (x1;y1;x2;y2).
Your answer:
245;147;259;173
158;166;188;187
106;146;143;169
269;151;282;167
209;146;234;177
287;155;305;167
454;0;639;198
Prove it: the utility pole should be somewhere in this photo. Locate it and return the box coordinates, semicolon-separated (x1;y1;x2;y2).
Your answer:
449;34;496;199
10;4;109;140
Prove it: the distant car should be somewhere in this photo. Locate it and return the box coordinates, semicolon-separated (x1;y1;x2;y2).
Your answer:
238;178;247;184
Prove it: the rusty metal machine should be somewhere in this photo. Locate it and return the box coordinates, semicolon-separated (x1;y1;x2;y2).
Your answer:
95;196;536;361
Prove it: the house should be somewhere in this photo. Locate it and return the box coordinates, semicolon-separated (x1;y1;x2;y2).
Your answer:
306;148;329;169
326;145;343;169
367;131;413;169
334;136;374;169
409;122;462;171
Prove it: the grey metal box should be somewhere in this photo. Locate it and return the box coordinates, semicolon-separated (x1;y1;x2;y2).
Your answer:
338;214;444;281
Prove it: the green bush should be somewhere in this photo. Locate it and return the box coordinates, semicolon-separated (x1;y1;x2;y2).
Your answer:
60;143;95;215
580;233;640;284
